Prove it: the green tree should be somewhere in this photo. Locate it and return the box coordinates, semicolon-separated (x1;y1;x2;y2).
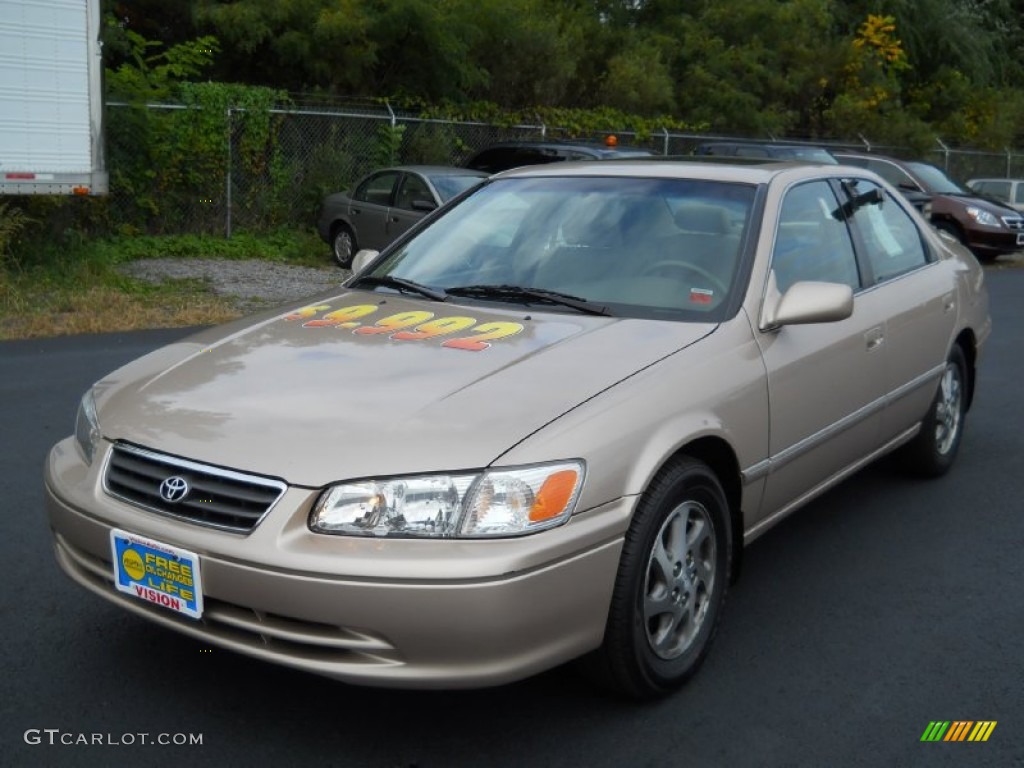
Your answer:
668;0;844;136
195;0;375;92
455;0;588;108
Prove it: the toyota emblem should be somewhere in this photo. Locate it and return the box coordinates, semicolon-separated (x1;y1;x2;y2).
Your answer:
158;475;190;503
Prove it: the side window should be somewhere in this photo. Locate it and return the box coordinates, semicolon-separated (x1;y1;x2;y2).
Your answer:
395;174;433;211
354;172;399;206
866;160;918;191
846;179;929;281
771;181;860;293
977;181;1010;201
1015;183;1024;205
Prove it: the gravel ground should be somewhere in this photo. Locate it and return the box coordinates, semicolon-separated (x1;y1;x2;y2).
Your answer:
120;254;1023;315
119;258;350;312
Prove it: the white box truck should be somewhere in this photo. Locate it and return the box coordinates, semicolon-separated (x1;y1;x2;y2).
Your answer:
0;0;107;195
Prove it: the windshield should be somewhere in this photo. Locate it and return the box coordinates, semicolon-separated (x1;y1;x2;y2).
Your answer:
430;174;486;202
906;162;966;194
363;176;757;321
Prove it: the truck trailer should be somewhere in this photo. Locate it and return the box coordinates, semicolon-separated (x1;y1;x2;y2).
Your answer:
0;0;107;195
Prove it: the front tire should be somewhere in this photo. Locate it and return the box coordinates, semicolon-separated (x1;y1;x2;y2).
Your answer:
898;345;968;477
591;458;731;698
331;225;356;269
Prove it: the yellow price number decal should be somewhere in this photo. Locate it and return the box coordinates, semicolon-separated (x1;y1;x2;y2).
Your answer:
354;310;437;335
441;321;525;351
392;316;479;340
284;304;331;321
303;304;378;328
285;304;526;351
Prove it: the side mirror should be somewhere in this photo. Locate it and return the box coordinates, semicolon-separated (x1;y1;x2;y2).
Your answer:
350;249;379;275
766;279;853;327
411;199;438;212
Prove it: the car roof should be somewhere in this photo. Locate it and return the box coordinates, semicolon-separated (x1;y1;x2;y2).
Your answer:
491;158;825;184
692;142;839;166
832;151;900;162
468;140;654;156
386;165;489;176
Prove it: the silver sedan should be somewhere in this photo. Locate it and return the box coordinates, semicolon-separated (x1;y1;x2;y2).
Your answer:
316;165;488;267
47;160;990;697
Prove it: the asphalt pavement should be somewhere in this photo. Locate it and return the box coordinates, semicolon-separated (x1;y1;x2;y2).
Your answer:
2;272;1023;768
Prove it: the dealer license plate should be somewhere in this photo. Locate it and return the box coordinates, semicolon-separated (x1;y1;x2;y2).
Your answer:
110;530;204;619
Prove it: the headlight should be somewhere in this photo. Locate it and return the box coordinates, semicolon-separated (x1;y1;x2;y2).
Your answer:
965;207;1002;227
74;389;101;465
310;461;585;538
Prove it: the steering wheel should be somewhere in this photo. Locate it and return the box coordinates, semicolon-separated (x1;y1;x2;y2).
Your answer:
640;260;729;295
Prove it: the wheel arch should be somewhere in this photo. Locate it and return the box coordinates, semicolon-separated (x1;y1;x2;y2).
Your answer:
654;435;744;583
330;218;355;242
954;328;977;411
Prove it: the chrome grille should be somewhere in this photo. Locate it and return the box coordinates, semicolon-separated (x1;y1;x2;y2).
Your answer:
104;443;286;532
1001;215;1023;230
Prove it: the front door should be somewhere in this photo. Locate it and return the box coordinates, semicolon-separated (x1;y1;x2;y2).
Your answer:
753;179;887;528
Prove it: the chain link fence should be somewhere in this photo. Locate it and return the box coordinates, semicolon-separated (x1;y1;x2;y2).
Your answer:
102;101;1024;238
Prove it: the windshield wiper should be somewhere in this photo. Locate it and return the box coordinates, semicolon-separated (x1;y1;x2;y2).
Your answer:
350;275;448;302
446;284;613;316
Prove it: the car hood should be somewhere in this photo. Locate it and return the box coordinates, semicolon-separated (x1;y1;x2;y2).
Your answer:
94;292;716;487
940;192;1020;216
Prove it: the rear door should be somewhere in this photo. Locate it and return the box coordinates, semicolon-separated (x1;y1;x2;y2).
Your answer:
840;178;957;438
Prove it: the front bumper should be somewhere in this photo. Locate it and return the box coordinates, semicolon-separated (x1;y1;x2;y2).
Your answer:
963;226;1024;258
45;438;629;688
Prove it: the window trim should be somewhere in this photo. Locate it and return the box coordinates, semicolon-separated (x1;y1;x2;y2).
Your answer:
394;172;435;212
765;177;864;297
354;171;400;206
833;175;935;287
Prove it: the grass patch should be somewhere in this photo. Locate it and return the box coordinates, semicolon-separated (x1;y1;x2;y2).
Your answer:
0;228;325;339
74;230;329;268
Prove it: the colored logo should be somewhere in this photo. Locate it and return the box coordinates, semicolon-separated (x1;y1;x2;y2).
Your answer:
921;721;997;742
158;476;190;503
120;548;145;581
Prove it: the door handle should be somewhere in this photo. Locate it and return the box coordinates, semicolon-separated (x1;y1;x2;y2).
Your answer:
865;327;885;351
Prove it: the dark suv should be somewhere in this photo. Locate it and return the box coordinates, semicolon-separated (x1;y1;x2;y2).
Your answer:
694;141;838;164
833;152;1024;262
465;140;655;173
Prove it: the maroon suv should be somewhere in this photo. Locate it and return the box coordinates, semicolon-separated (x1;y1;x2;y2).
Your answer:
834;152;1024;262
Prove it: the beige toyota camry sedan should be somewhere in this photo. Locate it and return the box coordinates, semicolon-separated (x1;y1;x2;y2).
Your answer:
45;160;991;698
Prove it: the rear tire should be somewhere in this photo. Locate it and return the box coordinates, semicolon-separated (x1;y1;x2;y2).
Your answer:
331;225;356;269
588;458;731;698
898;345;968;477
